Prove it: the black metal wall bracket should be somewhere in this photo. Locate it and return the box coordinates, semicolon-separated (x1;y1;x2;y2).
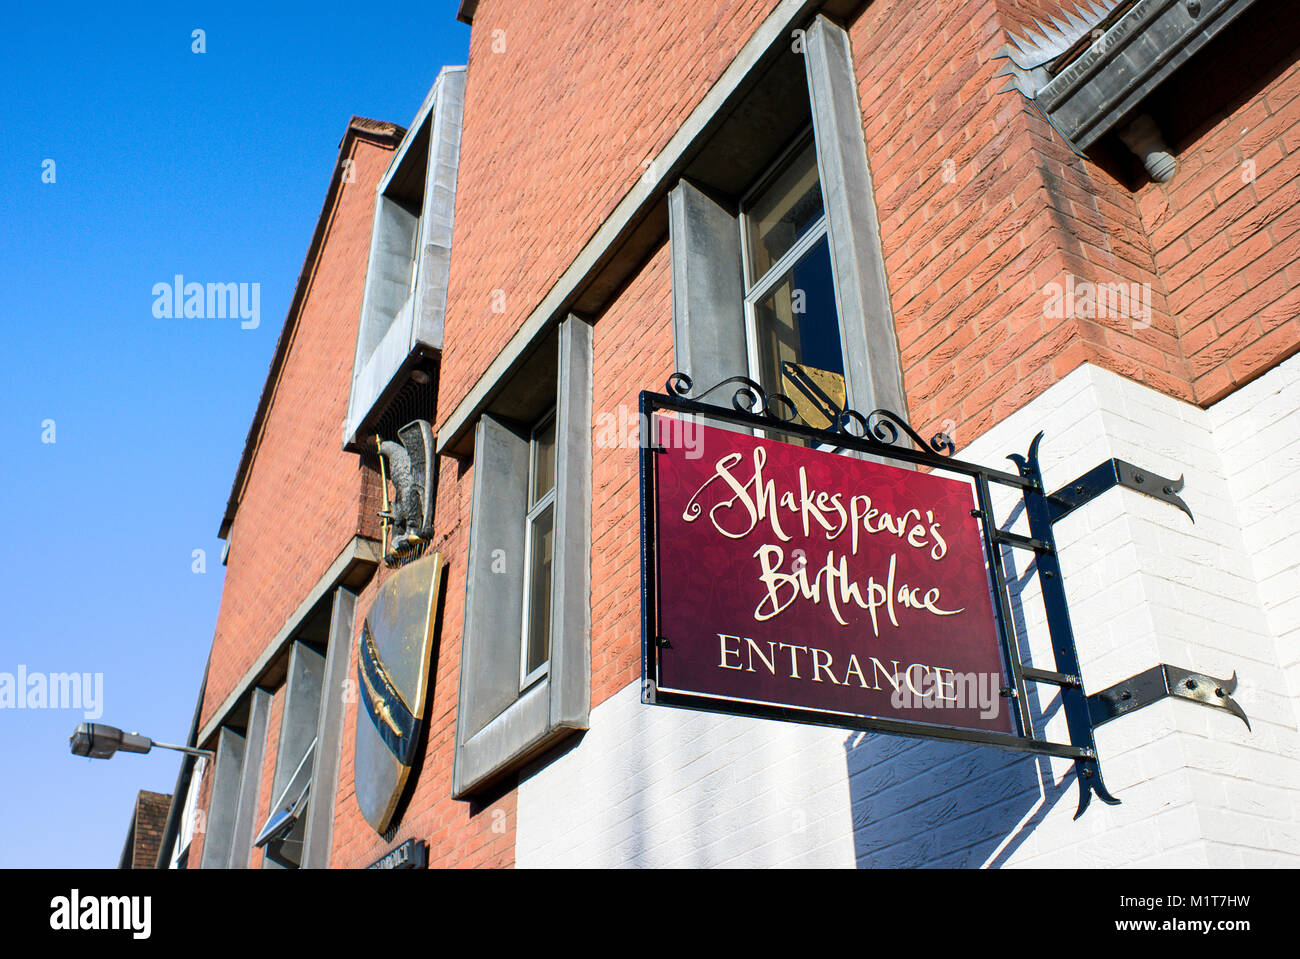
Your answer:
1012;433;1245;818
1048;458;1194;525
1089;665;1251;731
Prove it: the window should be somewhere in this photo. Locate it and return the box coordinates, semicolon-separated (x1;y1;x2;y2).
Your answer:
197;586;355;870
345;65;466;449
740;135;847;424
254;738;315;868
668;15;906;423
453;317;592;798
253;639;324;869
169;755;207;869
199;687;272;869
521;411;556;689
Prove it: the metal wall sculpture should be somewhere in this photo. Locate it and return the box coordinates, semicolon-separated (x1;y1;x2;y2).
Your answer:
376;419;435;568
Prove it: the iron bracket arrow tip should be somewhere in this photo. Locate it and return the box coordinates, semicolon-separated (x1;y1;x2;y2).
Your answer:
1088;664;1250;732
1047;458;1194;526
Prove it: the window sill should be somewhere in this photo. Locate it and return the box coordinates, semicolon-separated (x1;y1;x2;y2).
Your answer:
452;677;581;798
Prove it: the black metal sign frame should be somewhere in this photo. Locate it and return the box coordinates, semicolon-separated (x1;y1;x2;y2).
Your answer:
639;373;1247;818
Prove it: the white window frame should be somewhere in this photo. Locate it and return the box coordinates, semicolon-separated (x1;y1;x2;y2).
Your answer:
519;408;557;692
738;129;852;443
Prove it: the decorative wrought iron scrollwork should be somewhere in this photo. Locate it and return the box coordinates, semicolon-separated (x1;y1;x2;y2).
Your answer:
666;371;956;455
860;409;956;456
665;372;800;423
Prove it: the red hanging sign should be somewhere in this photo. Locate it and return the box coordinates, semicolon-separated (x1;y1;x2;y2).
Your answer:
650;415;1014;735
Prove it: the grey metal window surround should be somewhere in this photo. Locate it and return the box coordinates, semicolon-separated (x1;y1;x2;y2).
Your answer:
199;687;272;869
453;316;593;798
226;687;272;868
256;640;324;869
300;587;357;868
344;65;466;449
669;14;906;419
198;585;358;869
198;727;243;869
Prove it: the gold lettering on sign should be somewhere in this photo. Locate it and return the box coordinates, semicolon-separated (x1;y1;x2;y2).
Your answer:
713;633;960;693
682;445;965;633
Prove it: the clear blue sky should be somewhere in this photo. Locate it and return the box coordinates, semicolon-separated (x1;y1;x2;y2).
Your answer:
0;1;470;868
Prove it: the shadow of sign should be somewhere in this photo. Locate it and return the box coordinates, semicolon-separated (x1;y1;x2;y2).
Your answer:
843;500;1072;868
843;729;1081;867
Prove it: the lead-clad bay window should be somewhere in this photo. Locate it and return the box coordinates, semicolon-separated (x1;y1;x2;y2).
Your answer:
344;66;466;449
453;316;592;798
670;15;906;421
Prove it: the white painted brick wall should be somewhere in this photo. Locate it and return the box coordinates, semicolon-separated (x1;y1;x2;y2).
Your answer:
515;360;1300;867
516;688;857;867
1207;357;1300;732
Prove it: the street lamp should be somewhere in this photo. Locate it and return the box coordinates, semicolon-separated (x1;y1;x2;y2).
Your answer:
69;723;213;760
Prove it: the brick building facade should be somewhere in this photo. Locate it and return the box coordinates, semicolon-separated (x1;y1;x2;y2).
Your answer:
119;790;172;870
176;0;1300;869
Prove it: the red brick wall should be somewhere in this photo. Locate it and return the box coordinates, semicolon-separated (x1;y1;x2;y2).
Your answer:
196;0;1300;871
851;0;1300;443
441;0;1298;474
439;0;780;432
851;0;1192;446
200;131;397;734
590;244;675;709
1132;3;1300;403
360;0;1295;870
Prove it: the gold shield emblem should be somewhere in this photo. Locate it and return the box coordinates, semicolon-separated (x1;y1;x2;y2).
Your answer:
781;361;847;430
353;552;444;833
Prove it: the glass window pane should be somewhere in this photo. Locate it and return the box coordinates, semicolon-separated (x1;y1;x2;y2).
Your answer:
531;417;556;508
753;234;844;399
744;140;824;281
524;504;554;678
